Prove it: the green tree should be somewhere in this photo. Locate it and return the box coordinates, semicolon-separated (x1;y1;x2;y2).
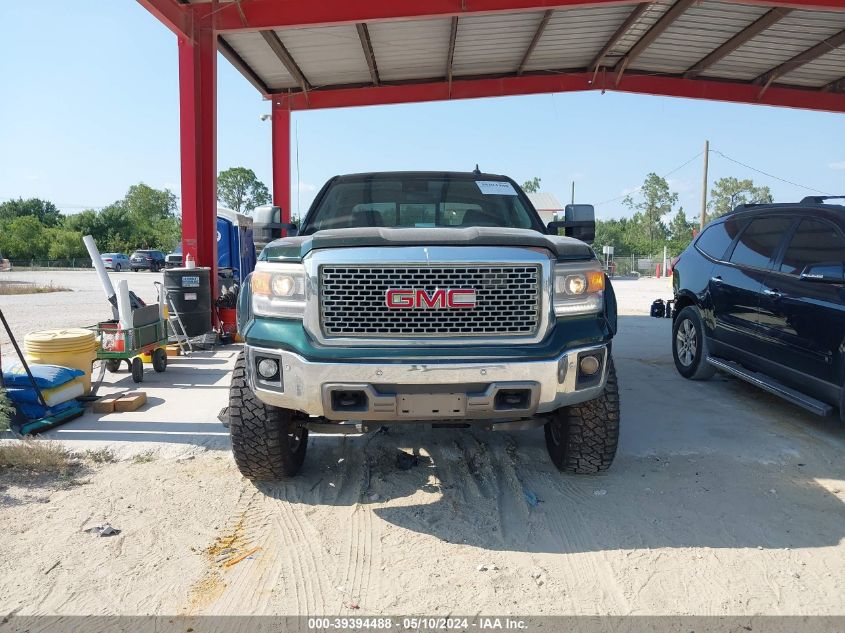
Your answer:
707;177;773;221
63;209;101;241
108;183;180;251
217;167;271;215
522;177;542;193
47;228;87;260
0;216;49;259
0;198;61;227
623;173;677;244
668;207;695;247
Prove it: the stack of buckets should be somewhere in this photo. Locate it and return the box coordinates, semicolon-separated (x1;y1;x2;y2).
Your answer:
24;328;98;395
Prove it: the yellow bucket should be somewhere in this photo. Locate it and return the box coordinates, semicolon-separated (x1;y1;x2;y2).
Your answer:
24;328;98;395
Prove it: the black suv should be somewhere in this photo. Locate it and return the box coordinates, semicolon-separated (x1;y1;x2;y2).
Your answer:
672;197;845;421
130;249;166;272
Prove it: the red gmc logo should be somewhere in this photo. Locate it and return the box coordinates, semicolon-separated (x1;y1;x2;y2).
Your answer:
385;288;477;309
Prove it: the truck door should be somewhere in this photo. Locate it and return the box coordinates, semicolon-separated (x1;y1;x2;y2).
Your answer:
758;217;845;398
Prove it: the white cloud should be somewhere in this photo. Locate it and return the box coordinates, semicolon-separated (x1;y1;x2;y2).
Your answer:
829;161;845;171
297;181;317;193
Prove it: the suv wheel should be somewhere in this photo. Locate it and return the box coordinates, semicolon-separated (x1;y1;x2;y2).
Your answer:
672;306;716;380
229;351;308;480
545;356;620;474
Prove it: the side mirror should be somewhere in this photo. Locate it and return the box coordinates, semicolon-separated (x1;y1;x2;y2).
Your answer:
800;262;845;283
253;205;297;239
548;204;596;244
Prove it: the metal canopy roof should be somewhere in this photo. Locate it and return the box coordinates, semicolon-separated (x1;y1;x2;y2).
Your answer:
164;0;845;112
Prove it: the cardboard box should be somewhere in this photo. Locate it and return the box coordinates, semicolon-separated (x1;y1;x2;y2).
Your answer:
114;392;147;412
166;345;181;357
93;394;121;414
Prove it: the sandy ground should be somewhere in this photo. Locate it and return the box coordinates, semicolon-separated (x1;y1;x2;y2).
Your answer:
1;274;843;617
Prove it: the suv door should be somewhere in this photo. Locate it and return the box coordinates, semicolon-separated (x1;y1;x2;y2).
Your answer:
709;215;793;356
757;217;845;400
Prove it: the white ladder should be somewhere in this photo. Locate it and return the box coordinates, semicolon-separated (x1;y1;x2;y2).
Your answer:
164;289;193;355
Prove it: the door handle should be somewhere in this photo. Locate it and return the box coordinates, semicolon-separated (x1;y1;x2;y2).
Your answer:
710;276;723;284
763;288;782;299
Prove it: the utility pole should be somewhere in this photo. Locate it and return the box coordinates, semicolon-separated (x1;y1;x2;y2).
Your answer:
571;181;575;205
700;139;709;229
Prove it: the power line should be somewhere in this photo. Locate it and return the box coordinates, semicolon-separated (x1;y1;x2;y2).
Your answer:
709;149;831;196
597;150;704;205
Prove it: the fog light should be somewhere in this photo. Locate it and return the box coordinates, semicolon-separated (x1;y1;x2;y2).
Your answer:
579;355;600;376
257;358;279;379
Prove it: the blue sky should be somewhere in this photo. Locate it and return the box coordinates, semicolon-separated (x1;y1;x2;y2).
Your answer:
1;1;843;222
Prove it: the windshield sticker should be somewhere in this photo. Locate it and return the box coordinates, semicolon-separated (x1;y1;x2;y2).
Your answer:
475;180;517;196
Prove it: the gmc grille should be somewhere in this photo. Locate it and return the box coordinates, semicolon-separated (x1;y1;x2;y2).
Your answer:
320;265;542;338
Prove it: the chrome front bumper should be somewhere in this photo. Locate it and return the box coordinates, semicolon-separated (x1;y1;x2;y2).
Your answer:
245;343;609;422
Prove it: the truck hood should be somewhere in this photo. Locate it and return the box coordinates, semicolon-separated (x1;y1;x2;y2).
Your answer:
262;227;594;262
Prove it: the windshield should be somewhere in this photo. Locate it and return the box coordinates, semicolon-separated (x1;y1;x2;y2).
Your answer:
301;175;543;234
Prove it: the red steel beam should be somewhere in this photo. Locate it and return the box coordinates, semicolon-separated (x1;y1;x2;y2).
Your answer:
272;72;845;113
136;0;192;40
178;14;218;301
204;0;845;33
271;104;292;227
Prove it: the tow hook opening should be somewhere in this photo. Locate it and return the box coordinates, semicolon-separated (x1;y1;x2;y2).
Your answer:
331;389;369;412
494;388;531;411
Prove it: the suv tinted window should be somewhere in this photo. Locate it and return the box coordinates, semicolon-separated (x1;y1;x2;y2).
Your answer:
695;222;733;259
780;218;845;275
729;216;793;269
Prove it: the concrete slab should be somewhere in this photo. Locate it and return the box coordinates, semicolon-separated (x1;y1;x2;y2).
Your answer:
38;347;237;458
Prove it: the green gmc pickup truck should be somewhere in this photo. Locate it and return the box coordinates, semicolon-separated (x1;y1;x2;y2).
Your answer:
232;171;619;480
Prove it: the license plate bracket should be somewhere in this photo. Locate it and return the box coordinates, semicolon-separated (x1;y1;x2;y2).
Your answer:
397;393;466;418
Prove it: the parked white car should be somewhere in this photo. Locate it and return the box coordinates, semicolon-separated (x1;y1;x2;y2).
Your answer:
100;252;131;271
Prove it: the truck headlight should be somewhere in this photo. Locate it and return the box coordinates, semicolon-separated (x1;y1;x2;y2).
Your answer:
251;263;306;318
553;264;604;316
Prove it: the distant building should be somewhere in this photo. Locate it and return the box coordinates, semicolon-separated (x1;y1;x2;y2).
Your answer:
526;192;565;226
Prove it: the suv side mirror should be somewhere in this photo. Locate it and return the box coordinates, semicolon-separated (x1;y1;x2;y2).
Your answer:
548;204;596;244
800;262;845;283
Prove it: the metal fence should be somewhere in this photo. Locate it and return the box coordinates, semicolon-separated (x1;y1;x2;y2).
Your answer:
6;259;94;270
600;253;672;278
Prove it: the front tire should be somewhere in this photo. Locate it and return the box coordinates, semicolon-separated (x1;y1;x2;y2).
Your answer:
672;306;716;380
229;351;308;480
545;357;620;474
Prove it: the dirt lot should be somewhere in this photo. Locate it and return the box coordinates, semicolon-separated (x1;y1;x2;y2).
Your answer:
1;274;843;617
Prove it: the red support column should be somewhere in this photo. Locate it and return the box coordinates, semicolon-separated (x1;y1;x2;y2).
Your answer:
178;11;218;299
271;102;292;227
